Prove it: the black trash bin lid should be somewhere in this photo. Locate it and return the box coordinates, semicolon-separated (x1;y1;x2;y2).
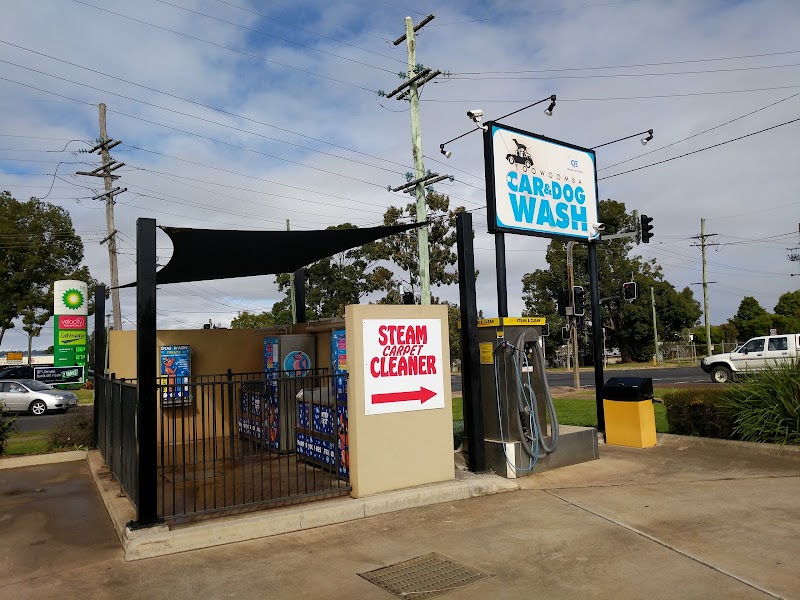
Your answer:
602;376;654;401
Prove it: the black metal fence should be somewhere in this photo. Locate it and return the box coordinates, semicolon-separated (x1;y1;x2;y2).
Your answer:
97;369;350;522
96;374;139;510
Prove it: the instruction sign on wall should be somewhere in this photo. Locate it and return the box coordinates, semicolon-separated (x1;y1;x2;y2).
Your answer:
362;319;445;415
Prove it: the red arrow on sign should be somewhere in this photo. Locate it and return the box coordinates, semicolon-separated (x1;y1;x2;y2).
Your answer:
372;387;436;405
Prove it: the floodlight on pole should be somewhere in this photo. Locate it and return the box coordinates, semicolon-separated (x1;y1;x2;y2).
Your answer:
438;93;556;158
590;128;655;150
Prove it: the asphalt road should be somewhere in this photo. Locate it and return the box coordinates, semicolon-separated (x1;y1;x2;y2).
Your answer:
452;365;712;392
12;411;70;433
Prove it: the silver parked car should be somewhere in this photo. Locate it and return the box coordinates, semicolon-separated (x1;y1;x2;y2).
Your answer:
0;379;78;416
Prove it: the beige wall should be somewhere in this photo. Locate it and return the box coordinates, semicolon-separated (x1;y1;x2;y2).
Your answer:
108;328;266;380
345;304;454;498
107;327;339;450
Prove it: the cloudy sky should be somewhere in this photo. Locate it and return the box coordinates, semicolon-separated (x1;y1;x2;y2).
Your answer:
1;0;798;349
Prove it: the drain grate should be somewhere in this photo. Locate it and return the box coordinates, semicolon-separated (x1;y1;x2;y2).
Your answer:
359;553;493;599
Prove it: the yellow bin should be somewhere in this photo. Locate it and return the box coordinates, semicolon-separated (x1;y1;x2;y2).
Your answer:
603;377;657;448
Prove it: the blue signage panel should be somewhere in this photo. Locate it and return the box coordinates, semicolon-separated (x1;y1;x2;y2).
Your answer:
160;345;191;407
484;123;599;241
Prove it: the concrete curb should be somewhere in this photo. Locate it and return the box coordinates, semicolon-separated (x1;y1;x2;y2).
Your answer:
121;473;520;561
104;468;520;561
656;433;800;456
0;450;87;470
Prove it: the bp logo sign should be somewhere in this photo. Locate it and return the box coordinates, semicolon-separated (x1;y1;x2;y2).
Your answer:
54;280;89;316
62;288;85;311
53;280;89;376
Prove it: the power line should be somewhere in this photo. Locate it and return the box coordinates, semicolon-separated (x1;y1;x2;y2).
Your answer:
0;41;421;175
70;0;376;92
210;0;406;64
599;91;800;172
419;85;800;103
123;150;392;212
453;48;800;75
448;62;800;81
597;117;800;180
430;0;640;26
123;179;374;226
152;0;395;73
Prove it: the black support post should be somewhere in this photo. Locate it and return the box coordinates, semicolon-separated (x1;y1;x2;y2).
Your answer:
456;212;485;472
294;268;306;324
135;218;159;526
588;242;605;432
93;285;106;448
494;232;508;317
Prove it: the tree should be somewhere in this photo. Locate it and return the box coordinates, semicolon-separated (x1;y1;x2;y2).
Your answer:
729;297;772;340
773;290;800;333
230;310;279;329
230;300;294;329
369;191;464;299
0;192;96;346
275;223;394;320
521;199;701;362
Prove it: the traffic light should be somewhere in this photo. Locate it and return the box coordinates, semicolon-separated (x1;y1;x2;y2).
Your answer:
573;286;585;317
557;288;567;316
561;326;570;340
640;214;654;243
623;281;638;302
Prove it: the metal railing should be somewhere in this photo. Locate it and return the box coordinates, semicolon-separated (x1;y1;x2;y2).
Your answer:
96;374;139;510
157;370;349;521
96;369;350;522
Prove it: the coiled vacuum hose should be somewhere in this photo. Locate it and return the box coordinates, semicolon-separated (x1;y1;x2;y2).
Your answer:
513;328;559;457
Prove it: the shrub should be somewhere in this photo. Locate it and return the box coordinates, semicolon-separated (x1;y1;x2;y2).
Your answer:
0;411;17;455
453;419;465;450
662;389;737;439
722;358;800;445
48;407;94;451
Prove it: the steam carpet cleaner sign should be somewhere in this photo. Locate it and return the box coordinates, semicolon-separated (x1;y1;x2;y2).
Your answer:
362;319;445;415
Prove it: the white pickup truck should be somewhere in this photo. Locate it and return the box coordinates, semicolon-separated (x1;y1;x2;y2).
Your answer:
700;333;799;383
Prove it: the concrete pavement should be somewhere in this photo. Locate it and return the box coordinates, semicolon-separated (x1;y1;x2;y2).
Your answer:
1;436;798;599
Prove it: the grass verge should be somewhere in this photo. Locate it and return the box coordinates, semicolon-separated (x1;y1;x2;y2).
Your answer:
5;435;49;456
76;388;94;405
452;392;669;433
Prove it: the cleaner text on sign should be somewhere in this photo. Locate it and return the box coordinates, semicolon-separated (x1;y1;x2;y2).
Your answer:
363;319;445;415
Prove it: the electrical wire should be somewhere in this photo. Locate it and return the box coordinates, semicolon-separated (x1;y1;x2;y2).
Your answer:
453;48;800;75
448;62;800;81
210;0;406;64
599;91;800;172
598;117;800;180
432;0;640;26
69;0;376;92
152;0;396;73
0;41;425;176
420;85;800;103
124;155;391;213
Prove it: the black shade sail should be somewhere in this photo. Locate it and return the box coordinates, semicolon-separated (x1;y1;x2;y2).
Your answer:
120;222;423;287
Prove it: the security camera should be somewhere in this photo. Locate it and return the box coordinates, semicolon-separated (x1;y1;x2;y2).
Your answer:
592;223;606;232
467;109;484;123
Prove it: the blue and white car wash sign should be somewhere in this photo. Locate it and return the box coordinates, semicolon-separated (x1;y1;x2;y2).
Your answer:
484;123;599;241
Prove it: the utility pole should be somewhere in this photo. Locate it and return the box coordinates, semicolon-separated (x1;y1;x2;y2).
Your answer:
651;286;659;364
77;103;126;331
385;15;441;305
566;241;580;388
691;219;718;356
405;16;429;305
788;222;799;276
288;219;296;323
